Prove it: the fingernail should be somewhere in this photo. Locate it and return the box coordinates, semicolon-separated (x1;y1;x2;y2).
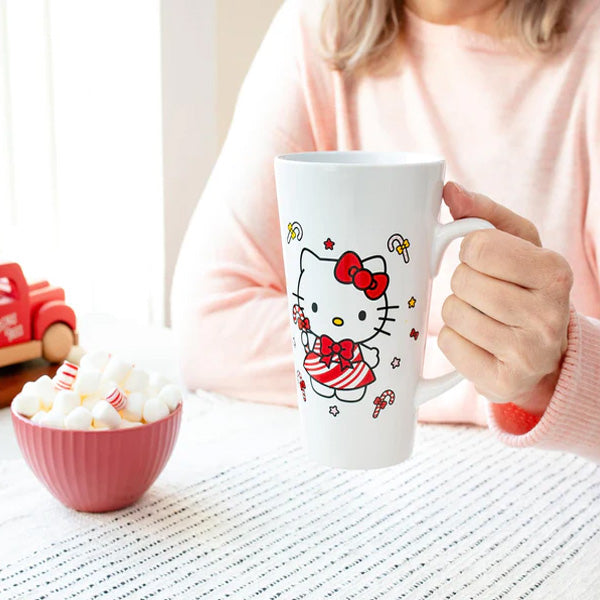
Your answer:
452;182;473;198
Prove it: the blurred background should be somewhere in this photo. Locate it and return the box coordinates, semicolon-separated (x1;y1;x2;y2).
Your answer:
0;0;282;327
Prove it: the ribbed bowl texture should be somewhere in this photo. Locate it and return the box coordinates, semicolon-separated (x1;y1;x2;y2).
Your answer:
11;404;182;512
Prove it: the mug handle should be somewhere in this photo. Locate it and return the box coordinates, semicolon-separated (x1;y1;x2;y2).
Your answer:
414;217;494;407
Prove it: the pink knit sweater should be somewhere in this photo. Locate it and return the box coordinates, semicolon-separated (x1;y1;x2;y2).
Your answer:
171;0;600;461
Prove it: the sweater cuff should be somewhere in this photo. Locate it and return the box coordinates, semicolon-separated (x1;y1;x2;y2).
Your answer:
486;308;600;461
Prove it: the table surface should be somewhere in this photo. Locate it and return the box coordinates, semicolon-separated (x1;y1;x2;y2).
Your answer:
1;314;599;599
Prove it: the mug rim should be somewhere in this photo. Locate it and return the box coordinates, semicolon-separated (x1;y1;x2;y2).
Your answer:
275;150;445;167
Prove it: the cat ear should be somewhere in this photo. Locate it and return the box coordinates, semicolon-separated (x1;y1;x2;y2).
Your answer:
300;248;321;271
363;255;387;273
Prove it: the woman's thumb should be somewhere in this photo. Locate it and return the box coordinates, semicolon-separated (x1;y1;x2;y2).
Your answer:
443;182;541;246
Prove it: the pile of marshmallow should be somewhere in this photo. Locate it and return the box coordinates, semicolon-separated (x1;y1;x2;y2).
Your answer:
11;351;182;430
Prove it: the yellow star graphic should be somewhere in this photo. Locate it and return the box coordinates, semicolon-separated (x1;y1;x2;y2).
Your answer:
408;296;416;309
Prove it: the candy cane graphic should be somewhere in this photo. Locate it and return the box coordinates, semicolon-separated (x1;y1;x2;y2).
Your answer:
387;233;411;264
293;304;311;330
287;222;303;243
297;371;307;402
372;389;395;419
380;389;395;406
292;304;311;352
292;303;303;324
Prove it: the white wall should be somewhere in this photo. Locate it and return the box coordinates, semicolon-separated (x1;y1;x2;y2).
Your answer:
161;0;281;324
0;0;282;326
161;0;218;324
0;0;166;325
216;0;282;146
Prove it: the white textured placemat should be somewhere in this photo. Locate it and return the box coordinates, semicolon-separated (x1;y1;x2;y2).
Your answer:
1;423;599;600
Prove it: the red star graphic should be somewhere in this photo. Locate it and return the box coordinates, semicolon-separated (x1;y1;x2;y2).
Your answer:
324;238;335;250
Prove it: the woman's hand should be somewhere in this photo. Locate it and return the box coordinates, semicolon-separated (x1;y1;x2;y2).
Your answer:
439;182;573;415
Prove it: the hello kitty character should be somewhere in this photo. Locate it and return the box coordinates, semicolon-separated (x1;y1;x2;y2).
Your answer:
295;248;394;402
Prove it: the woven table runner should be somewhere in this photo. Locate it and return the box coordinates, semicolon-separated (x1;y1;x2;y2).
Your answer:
1;425;599;599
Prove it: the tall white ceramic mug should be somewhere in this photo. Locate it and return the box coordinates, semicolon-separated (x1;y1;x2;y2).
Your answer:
275;151;492;469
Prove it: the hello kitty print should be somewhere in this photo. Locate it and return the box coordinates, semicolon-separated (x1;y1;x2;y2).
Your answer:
293;248;395;403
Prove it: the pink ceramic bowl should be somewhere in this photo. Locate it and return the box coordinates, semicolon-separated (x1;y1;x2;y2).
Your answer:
11;404;182;512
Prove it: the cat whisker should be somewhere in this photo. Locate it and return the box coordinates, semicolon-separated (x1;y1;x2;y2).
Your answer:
373;326;391;336
378;317;395;322
377;305;399;311
292;293;304;301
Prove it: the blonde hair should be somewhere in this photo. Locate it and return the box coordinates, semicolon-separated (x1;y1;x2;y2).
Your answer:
320;0;572;73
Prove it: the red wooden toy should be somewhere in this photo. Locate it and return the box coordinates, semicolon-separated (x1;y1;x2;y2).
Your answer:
0;262;78;368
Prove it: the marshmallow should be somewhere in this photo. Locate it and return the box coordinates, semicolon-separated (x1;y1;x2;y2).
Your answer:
158;384;182;411
12;393;41;418
30;411;47;424
73;368;102;396
40;410;65;429
102;356;133;384
121;392;146;422
53;391;81;415
123;368;149;393
98;379;118;395
143;397;169;423
80;350;110;372
105;385;127;411
81;394;102;412
33;375;56;410
148;372;170;395
22;381;39;396
64;406;93;431
121;419;143;428
21;377;56;411
92;400;122;430
53;361;79;391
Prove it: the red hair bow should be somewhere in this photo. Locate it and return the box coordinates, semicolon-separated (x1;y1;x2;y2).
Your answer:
319;335;355;369
334;251;389;300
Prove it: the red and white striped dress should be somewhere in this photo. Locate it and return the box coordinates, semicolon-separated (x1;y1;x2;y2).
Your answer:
303;337;375;390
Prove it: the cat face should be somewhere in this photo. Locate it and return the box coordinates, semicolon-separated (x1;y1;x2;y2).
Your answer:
297;249;390;343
